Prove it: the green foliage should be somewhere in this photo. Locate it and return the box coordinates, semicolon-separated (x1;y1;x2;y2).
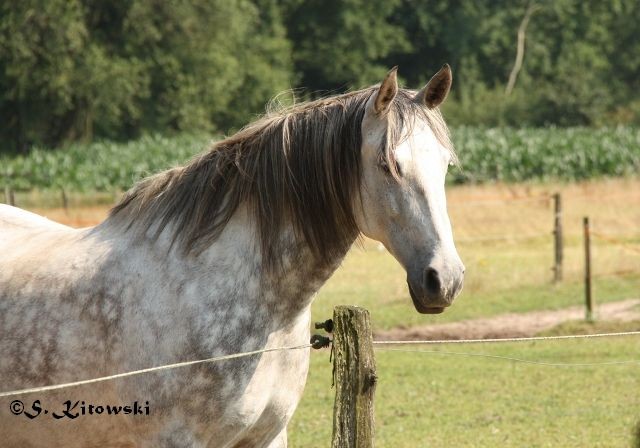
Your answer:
391;0;640;127
1;0;640;149
0;0;292;148
121;0;293;135
283;0;409;92
2;128;638;192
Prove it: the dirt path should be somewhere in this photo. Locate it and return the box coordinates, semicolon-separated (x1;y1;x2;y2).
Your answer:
375;299;640;341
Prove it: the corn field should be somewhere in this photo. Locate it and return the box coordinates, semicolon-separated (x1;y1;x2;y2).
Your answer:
2;128;639;192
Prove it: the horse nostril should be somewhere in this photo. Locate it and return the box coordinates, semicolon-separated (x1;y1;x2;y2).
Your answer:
424;267;441;295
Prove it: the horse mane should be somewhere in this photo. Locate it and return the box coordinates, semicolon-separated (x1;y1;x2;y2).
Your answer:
108;87;454;268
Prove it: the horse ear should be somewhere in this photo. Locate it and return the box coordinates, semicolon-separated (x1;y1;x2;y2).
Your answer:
415;64;452;109
372;66;398;116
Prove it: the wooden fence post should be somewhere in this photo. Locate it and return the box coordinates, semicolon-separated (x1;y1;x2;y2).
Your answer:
61;188;69;212
583;217;594;320
4;185;15;206
331;305;377;448
553;193;563;282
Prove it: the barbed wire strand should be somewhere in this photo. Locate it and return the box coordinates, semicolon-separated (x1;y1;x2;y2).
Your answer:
375;347;640;368
372;330;640;345
0;343;312;398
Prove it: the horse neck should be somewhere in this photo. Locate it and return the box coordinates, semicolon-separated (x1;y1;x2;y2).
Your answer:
263;229;356;317
200;207;356;318
102;203;355;321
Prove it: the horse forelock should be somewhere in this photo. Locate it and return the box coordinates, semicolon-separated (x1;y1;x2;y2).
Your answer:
107;87;454;268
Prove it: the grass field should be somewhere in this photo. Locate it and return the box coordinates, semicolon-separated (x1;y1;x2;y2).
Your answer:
291;335;640;447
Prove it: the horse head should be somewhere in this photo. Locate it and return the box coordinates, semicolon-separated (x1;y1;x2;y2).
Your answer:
356;66;465;314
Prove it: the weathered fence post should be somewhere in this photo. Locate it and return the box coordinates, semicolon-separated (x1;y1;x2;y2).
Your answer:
61;188;69;212
4;185;15;206
583;216;594;320
331;305;377;448
552;192;563;282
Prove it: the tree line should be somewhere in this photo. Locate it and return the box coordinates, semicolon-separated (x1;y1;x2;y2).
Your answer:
1;0;639;151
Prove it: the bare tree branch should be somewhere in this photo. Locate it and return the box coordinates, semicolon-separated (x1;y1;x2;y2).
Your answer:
505;2;541;96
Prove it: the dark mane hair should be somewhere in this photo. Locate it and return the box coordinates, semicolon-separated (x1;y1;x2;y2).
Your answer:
108;87;453;268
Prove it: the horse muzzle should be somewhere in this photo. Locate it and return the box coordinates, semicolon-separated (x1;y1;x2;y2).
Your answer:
407;262;465;314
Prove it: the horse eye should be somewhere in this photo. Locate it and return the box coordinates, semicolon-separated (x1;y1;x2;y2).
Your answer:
379;159;401;177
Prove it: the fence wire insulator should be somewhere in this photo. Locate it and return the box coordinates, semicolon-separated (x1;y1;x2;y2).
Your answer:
310;334;331;349
314;318;334;333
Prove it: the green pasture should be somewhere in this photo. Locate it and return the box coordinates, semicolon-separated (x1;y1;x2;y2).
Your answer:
290;335;640;447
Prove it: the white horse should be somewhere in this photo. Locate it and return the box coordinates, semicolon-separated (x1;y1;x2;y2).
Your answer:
0;66;464;447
